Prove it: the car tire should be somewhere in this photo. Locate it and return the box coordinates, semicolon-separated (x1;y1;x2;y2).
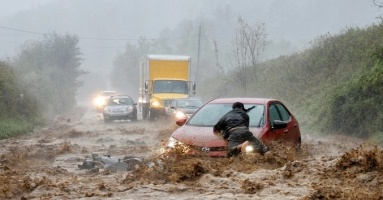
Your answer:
142;107;148;120
294;137;302;152
149;110;155;121
104;117;111;123
132;111;138;121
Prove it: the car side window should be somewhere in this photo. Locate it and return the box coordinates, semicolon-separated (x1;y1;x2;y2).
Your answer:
275;103;290;121
269;104;281;124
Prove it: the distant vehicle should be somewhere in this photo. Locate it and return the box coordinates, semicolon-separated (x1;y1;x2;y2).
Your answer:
103;95;137;123
166;97;302;157
139;55;196;120
165;97;203;120
94;91;117;112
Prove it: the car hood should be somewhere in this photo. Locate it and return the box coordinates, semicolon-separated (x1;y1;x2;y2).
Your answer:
176;107;199;114
171;125;263;148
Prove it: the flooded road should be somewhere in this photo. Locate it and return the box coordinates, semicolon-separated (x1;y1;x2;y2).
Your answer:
0;105;382;199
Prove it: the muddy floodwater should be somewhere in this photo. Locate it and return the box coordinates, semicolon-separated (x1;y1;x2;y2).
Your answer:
0;106;382;199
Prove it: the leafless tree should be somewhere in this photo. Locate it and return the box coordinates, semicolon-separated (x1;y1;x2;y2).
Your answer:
231;17;267;94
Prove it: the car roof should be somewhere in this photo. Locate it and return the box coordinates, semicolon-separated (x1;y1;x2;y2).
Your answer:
110;95;132;99
208;97;276;104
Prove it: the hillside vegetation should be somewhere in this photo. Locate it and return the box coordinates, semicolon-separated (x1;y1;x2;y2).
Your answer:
0;34;85;139
201;22;383;143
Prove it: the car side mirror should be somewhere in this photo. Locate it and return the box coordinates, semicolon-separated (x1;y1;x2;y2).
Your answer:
272;120;287;130
144;81;149;94
170;106;176;109
176;118;187;126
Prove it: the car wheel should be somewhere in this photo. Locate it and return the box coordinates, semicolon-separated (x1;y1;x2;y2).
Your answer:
131;111;138;121
142;107;148;120
104;117;111;123
149;110;155;121
294;137;302;152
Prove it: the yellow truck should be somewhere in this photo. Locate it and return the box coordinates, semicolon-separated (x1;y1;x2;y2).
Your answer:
139;55;196;120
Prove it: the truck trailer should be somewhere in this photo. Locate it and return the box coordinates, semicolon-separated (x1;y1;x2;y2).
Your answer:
139;55;196;120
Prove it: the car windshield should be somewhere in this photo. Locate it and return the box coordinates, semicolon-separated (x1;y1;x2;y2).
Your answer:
187;103;264;127
153;80;188;94
176;99;203;108
107;98;133;106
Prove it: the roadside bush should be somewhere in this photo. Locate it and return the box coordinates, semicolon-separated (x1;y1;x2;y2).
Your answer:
329;61;383;138
0;61;43;138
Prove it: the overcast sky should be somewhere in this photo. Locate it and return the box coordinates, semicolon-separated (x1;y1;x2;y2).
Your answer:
0;0;52;18
1;0;381;100
1;0;382;84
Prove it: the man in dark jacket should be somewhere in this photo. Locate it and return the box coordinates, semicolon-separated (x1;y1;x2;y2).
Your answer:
213;102;269;157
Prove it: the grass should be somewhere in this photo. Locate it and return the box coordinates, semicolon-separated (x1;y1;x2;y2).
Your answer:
0;118;35;139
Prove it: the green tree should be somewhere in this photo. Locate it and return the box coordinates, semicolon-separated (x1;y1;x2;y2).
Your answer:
13;33;85;118
0;60;22;118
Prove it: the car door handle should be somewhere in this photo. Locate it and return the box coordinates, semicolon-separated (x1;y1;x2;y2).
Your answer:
284;129;288;134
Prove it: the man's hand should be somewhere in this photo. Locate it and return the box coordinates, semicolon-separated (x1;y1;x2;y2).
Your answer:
213;131;223;139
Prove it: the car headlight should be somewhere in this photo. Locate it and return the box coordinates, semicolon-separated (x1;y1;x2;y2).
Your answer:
166;137;190;154
245;145;254;153
175;111;186;119
125;106;133;112
167;137;179;148
95;97;105;106
167;137;187;148
151;101;160;107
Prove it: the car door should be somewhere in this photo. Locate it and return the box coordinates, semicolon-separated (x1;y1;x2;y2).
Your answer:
269;101;298;142
267;101;295;144
274;102;299;143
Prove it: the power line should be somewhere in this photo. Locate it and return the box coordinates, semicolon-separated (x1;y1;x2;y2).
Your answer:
0;26;43;35
0;26;183;41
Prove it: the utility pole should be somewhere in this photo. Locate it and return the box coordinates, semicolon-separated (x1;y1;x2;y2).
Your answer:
196;26;201;84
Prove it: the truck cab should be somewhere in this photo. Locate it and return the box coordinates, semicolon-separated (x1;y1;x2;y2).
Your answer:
139;55;196;120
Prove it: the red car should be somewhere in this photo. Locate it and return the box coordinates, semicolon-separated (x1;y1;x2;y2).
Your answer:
167;98;301;157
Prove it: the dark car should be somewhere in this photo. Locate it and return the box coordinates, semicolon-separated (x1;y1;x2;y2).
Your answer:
165;98;203;120
166;97;301;157
103;95;137;123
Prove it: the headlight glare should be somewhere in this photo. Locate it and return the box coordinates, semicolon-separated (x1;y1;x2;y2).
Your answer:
175;111;186;119
245;145;254;153
167;137;177;148
152;101;160;107
95;97;105;106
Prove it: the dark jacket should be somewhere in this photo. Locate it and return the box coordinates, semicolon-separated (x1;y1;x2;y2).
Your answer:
213;108;249;139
